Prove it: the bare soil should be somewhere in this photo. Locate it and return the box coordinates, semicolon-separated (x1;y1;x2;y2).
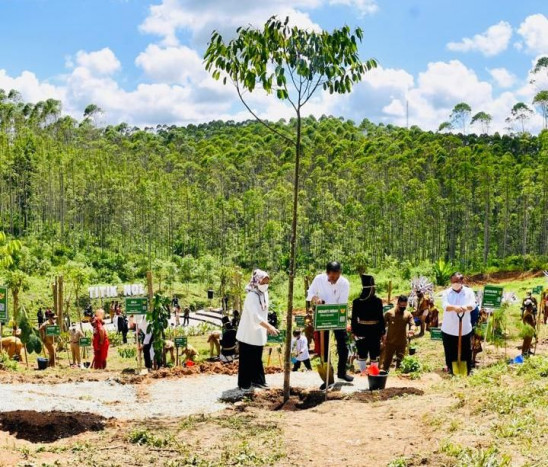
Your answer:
0;411;108;443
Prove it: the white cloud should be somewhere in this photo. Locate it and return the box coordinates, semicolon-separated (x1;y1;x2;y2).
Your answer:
0;69;65;103
328;0;378;16
135;44;205;84
447;21;512;57
74;48;121;75
139;0;322;46
488;67;516;88
517;14;548;55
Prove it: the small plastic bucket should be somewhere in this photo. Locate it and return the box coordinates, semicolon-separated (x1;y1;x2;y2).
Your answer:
37;358;49;370
409;347;416;355
186;360;195;367
368;370;388;390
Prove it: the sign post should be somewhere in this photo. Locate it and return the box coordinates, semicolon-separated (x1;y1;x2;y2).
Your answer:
481;285;504;355
295;315;306;327
45;325;61;337
482;285;503;309
314;304;348;398
174;336;188;367
0;286;8;355
126;297;148;372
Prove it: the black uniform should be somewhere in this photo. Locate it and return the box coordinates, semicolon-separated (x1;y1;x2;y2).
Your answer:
351;293;385;362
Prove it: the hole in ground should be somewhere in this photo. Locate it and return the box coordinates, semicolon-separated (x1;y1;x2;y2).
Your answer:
222;387;424;411
0;410;108;443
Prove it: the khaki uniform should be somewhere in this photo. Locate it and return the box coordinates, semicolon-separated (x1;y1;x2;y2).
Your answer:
382;308;414;371
522;309;536;355
39;321;56;367
69;327;84;365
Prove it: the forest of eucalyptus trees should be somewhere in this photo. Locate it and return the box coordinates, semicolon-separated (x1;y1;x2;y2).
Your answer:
0;87;548;284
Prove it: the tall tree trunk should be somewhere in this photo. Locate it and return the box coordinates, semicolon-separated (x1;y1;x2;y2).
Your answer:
283;111;301;403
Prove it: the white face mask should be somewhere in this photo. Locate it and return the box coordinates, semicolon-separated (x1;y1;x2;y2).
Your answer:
258;284;269;293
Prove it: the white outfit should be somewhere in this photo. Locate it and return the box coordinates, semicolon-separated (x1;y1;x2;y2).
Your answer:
306;273;350;305
236;291;268;346
291;335;310;361
441;286;475;336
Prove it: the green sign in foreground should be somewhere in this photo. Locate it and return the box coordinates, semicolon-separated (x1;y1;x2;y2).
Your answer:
314;304;348;331
533;285;543;295
267;329;286;344
79;337;91;347
482;285;504;309
0;286;8;322
174;337;188;348
46;325;60;337
125;297;148;315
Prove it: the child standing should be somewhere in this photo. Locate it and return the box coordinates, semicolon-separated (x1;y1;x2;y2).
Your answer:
291;329;312;371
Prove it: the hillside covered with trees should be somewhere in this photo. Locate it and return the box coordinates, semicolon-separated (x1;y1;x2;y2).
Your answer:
1;88;548;289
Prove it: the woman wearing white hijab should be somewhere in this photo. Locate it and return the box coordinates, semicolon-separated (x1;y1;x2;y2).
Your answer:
236;269;279;390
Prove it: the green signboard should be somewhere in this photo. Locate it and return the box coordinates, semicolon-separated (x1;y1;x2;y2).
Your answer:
314;304;348;331
46;325;60;337
482;285;504;309
533;285;543;295
295;315;306;327
267;329;286;344
174;337;188;348
79;337;91;347
383;304;394;312
125;297;148;315
0;286;8;322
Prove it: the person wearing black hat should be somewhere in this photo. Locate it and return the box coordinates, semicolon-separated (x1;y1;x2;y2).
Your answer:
307;261;354;388
351;274;385;373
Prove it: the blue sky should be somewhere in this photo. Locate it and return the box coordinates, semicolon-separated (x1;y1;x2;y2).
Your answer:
0;0;547;132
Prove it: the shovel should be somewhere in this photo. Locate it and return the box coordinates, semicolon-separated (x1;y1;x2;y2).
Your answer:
452;312;467;376
317;330;334;385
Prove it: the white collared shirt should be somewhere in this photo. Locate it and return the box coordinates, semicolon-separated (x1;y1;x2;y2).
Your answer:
236;292;268;346
441;285;475;336
291;335;310;361
306;273;349;305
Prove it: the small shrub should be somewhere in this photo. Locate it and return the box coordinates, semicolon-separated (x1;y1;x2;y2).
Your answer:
400;356;422;376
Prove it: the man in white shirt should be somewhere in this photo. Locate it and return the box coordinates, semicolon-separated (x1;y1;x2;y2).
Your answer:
441;272;475;375
307;261;353;386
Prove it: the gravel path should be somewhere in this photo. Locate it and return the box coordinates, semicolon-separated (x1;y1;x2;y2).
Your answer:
0;371;386;420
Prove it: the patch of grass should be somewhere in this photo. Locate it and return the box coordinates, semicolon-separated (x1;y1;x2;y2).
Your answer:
387;456;411;467
440;441;512;466
179;413;212;430
128;428;174;448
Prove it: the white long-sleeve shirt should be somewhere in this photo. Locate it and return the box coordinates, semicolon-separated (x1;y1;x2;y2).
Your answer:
441;286;475;336
291;335;310;361
236;292;268;346
306;273;349;305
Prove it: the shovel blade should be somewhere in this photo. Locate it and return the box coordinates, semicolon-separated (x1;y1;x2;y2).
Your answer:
317;362;335;384
451;361;467;376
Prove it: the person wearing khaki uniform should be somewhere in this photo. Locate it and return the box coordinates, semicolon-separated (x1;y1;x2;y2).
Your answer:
382;295;415;371
69;323;84;367
39;314;57;367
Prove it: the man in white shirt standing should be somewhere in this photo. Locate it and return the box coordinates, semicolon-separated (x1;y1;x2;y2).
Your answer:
441;272;475;375
307;261;354;388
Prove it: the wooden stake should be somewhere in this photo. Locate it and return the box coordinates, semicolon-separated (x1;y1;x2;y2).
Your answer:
58;276;64;332
387;280;392;304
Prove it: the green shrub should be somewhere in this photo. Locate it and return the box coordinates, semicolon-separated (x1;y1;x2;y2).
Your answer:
400;356;422;375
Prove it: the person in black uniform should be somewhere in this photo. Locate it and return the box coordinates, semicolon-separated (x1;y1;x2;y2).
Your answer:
220;321;238;362
351;274;385;373
37;308;44;328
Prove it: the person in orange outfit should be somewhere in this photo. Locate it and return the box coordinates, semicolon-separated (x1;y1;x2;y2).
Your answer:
92;309;109;369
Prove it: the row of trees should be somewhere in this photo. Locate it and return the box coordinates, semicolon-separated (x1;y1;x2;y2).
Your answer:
439;58;548;134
